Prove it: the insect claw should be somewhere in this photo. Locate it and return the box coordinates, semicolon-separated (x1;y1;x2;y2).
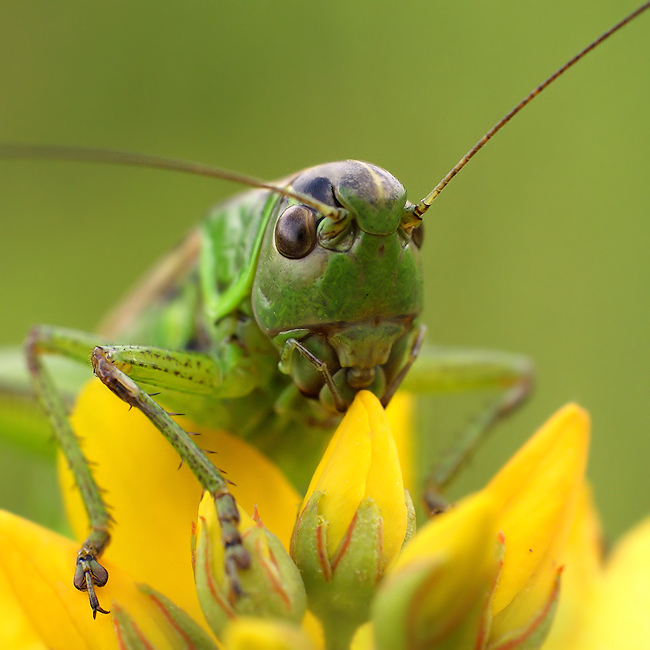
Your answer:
74;551;110;618
89;586;110;619
422;488;450;518
177;459;184;470
166;411;185;417
147;391;161;397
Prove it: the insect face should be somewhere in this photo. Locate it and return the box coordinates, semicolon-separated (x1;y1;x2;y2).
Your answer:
252;160;424;408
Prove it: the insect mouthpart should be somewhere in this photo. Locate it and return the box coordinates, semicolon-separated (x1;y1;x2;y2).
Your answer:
346;366;377;389
275;315;420;413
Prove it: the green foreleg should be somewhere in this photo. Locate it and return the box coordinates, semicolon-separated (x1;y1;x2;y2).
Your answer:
91;348;249;588
25;325;258;615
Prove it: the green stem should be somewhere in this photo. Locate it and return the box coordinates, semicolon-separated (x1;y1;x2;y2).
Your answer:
321;614;358;650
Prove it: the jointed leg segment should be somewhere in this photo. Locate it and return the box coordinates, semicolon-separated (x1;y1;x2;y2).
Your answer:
26;325;249;616
26;326;112;618
92;347;250;583
401;344;533;514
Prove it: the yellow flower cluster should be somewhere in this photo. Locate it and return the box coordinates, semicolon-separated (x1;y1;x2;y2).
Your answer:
1;379;649;648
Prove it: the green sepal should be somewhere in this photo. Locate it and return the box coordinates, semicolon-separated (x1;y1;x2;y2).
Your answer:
194;506;306;640
193;515;235;639
372;530;504;650
476;533;506;649
372;556;438;650
291;492;385;647
290;491;332;584
236;523;307;622
373;557;491;650
137;584;219;649
111;603;155;650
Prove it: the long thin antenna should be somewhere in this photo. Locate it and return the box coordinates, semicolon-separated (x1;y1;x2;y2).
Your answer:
0;143;345;220
413;2;650;218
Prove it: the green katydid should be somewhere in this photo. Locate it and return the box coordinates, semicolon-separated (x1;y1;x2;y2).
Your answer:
0;2;648;619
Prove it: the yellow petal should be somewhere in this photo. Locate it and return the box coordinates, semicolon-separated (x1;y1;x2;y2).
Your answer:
301;392;372;557
0;562;45;650
62;378;301;626
486;405;589;629
222;617;315;650
394;490;498;574
385;391;415;497
0;510;179;649
350;622;374;650
571;514;650;649
195;492;267;585
542;483;603;649
361;392;407;569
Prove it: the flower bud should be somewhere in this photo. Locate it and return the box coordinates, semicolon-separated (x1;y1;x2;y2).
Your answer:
291;391;411;647
372;492;501;650
485;404;589;647
194;493;306;639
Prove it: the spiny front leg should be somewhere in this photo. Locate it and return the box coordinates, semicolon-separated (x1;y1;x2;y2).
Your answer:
91;346;251;591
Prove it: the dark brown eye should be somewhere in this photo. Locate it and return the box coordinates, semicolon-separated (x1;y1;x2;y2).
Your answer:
411;222;424;248
275;205;317;259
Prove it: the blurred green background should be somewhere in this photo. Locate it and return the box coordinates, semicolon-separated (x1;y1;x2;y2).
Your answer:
0;1;648;541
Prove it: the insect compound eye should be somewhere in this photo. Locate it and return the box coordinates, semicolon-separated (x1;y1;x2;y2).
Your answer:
275;204;318;259
411;222;424;248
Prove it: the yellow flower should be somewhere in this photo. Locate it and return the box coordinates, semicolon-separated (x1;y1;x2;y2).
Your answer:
0;559;46;650
541;484;603;649
372;491;501;649
291;391;412;648
368;404;589;650
1;378;307;647
1;376;650;649
0;508;216;648
194;493;306;637
543;486;650;650
574;514;650;648
484;405;590;647
298;390;408;567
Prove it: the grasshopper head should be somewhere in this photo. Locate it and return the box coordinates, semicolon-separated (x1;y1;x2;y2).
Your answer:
252;160;424;411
